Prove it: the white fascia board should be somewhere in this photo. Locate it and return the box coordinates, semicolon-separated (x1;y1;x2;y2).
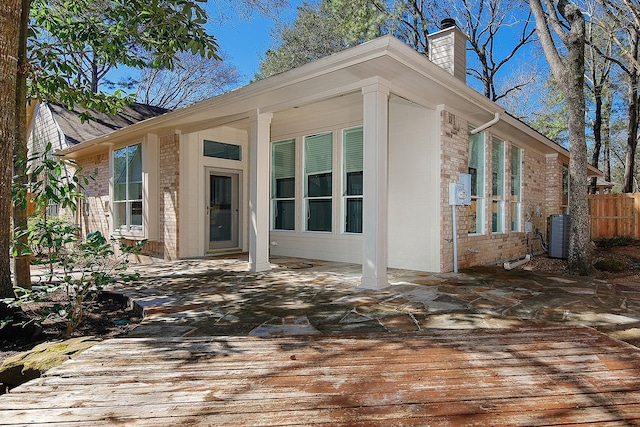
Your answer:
58;38;396;158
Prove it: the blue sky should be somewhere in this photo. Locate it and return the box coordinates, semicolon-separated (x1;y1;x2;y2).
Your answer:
212;6;300;84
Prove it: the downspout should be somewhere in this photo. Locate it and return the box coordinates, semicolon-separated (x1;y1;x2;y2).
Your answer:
470;112;500;135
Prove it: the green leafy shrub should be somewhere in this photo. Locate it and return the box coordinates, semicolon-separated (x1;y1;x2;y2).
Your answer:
594;236;636;248
594;258;627;273
7;231;146;338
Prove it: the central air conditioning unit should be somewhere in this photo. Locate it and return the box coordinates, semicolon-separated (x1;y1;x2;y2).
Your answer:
548;214;570;259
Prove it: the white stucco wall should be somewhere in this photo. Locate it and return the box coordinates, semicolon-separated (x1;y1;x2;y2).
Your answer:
178;126;249;258
387;99;441;271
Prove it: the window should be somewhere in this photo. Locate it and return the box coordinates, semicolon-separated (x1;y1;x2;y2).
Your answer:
46;201;60;218
468;130;485;234
304;132;332;232
113;143;143;232
343;127;363;233
562;164;569;213
271;139;296;230
491;137;505;233
204;140;241;161
511;146;522;232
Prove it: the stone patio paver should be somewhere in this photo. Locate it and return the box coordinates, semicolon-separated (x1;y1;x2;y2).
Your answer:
91;254;640;345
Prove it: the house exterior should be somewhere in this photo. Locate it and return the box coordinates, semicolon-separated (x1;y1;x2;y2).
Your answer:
26;101;167;216
56;30;599;289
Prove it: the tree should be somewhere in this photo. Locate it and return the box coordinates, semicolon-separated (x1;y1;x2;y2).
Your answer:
0;0;22;298
594;0;640;193
530;75;570;147
259;0;539;107
12;0;33;295
428;0;537;102
10;0;221;291
585;16;614;193
257;1;355;78
530;0;591;274
137;51;241;109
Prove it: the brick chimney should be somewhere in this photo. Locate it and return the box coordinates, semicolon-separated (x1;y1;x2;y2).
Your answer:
428;18;467;83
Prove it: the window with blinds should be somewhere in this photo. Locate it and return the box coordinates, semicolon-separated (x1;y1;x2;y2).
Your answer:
343;127;363;233
304;132;333;232
271;139;296;230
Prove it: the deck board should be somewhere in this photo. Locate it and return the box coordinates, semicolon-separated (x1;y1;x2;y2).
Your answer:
2;327;640;426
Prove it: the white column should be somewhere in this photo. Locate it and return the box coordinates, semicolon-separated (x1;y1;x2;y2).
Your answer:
360;83;389;290
249;111;273;272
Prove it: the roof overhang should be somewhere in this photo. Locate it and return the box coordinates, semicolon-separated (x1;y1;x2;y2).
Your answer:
58;35;575;165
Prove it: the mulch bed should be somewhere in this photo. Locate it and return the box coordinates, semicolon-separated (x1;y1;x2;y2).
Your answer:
0;291;140;364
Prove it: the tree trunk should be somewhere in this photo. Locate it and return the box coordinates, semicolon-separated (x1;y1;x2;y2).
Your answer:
12;0;32;290
530;0;591;275
623;34;639;193
0;0;22;298
603;89;612;183
565;21;590;275
590;84;602;194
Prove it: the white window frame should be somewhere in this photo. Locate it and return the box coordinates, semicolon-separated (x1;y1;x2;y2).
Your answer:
271;138;296;231
491;136;506;234
111;142;145;238
468;129;485;235
342;126;363;234
304;132;333;233
510;145;523;232
562;163;570;213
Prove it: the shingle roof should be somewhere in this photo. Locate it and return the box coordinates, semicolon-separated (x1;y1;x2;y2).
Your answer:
48;102;169;145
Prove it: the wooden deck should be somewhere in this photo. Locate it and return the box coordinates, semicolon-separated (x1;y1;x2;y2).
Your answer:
2;327;640;426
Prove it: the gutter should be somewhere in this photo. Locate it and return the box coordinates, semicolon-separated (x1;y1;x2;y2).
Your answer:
470;112;500;135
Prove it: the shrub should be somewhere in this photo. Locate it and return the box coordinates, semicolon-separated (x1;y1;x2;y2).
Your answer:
594;236;636;248
6;231;145;338
594;258;627;273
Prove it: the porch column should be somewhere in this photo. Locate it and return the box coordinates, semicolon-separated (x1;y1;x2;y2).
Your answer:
360;82;390;290
249;111;273;272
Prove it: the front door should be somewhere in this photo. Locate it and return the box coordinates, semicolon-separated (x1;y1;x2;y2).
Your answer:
207;171;239;251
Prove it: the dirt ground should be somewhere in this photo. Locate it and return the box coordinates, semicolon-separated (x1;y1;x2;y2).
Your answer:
0;291;140;363
524;238;640;281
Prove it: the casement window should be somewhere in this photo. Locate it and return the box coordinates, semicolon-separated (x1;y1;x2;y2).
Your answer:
491;137;505;233
562;164;569;213
343;127;363;234
468;130;485;234
304;132;333;232
271;139;296;231
113;143;143;232
510;146;522;232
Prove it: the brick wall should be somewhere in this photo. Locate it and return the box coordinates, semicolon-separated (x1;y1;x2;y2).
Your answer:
439;109;558;271
159;132;179;260
77;153;110;239
76;131;181;261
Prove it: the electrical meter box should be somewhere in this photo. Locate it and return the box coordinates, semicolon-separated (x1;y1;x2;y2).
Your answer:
449;173;472;206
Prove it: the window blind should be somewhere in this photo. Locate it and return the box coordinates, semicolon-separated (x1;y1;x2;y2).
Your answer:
305;133;333;174
343;127;363;173
272;139;295;179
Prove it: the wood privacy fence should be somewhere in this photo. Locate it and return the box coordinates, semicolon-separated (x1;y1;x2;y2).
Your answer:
589;193;640;239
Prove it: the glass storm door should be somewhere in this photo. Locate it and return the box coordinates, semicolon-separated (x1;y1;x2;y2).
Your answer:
207;171;239;250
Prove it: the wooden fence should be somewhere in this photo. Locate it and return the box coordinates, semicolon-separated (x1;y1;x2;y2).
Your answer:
589;193;640;239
